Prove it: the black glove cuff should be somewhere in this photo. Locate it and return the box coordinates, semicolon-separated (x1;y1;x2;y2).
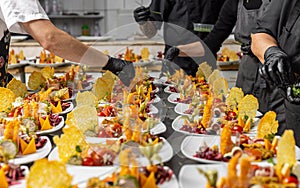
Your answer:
264;46;283;61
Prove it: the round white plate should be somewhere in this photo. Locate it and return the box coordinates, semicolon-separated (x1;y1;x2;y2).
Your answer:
36;116;65;135
9;136;52;165
164;85;178;94
167;93;180;104
179;164;227;188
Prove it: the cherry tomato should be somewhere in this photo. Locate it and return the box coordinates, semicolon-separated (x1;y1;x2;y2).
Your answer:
231;125;243;134
7;111;14;117
227;111;237;120
82;157;94;166
90;152;104;166
97;111;106;117
283;175;299;185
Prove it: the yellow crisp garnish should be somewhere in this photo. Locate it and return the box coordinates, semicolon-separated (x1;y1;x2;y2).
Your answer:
222;47;239;61
277;130;296;168
212;77;228;98
0;87;16;112
141;47;150;61
72;105;98;134
54;55;64;63
6;78;27;98
41;66;55;79
92;77;111;100
76;91;97;107
102;71;116;88
28;71;46;90
26;159;73;188
19;50;25;60
53;126;88;163
226;87;244;110
196;62;212;79
256;111;278;139
238;94;258;120
208;69;222;85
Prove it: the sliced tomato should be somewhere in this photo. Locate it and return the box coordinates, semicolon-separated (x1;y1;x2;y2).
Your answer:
82;157;94;166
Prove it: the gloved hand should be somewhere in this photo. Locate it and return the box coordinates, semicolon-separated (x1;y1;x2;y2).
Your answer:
164;46;180;61
287;83;300;104
160;47;180;77
102;56;135;86
259;46;295;88
134;6;150;25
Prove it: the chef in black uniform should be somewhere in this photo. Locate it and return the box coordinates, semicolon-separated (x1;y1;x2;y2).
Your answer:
134;0;225;76
251;0;300;146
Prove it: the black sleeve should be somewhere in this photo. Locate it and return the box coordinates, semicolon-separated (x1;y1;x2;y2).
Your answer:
203;0;238;55
254;0;288;39
149;0;173;30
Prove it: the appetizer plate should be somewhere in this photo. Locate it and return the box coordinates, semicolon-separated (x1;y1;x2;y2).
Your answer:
57;102;74;115
174;103;190;115
150;121;167;135
149;104;159;115
8;62;28;69
181;136;300;164
148;71;161;79
75;168;179;188
11;35;28;42
10;166;29;188
48;147;116;185
181;136;230;164
9;136;52;165
167;93;180;104
172;115;219;136
152;94;161;104
179;164;227;188
164;85;178;94
76;36;112;41
28;60;71;67
36;116;65;135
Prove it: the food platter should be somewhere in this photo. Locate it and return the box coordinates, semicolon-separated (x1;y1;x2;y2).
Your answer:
36;116;65;135
179;164;227;188
9;136;52;165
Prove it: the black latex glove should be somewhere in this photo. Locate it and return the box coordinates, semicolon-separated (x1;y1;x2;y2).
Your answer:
134;6;150;25
259;46;295;88
102;56;135;86
160;47;181;77
164;46;180;61
287;83;300;104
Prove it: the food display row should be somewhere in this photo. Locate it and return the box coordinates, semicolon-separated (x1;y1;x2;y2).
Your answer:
0;62;299;188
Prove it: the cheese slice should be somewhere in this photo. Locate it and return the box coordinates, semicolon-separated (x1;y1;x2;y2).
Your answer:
41;115;53;131
0;168;8;188
22;138;36;155
51;101;62;113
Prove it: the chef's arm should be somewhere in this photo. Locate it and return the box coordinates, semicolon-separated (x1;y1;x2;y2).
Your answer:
22;19;109;67
251;33;278;63
139;21;158;39
177;41;205;57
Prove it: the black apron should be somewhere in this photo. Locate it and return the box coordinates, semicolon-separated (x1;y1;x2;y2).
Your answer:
278;0;300;146
0;29;12;87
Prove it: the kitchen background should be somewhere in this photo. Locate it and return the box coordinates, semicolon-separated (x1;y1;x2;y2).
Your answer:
38;0;154;39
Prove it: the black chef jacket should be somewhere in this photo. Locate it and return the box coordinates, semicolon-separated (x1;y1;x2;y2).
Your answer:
149;0;225;75
254;0;300;146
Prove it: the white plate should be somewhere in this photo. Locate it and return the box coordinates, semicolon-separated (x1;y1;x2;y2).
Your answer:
8;62;28;69
133;61;153;67
75;168;179;188
181;136;228;164
167;93;180;104
152;94;161;103
159;77;173;86
150;121;166;135
174;103;190;115
36;116;65;135
179;164;227;188
256;111;263;117
9;136;52;165
148;72;161;79
76;36;112;41
28;61;71;68
172;115;219;136
9;166;29;188
164;85;178;94
11;36;28;42
181;136;300;164
57;102;74;115
149;104;159;115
